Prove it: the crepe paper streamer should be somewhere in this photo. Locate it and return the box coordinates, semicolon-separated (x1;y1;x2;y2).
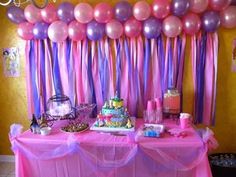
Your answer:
211;33;218;125
74;41;83;104
137;36;144;111
143;38;151;106
87;41;97;115
30;40;41;118
25;41;33;118
203;33;214;125
157;35;165;99
91;41;103;111
115;39;121;98
167;38;173;89
44;39;55;101
39;40;47;112
52;42;62;95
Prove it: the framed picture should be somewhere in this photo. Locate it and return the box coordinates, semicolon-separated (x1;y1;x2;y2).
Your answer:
2;47;20;77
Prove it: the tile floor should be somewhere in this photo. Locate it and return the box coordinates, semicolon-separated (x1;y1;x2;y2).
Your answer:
0;162;15;177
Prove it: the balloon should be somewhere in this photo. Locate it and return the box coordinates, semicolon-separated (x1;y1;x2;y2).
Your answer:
189;0;209;13
48;21;68;42
209;0;232;11
87;20;105;41
106;20;123;39
24;4;42;24
143;17;162;39
94;2;113;23
163;16;182;38
114;1;132;22
133;1;151;21
33;22;49;39
74;3;93;24
220;6;236;28
7;6;26;24
152;0;171;19
231;0;236;5
182;13;201;35
171;0;190;16
124;18;142;38
201;11;220;32
68;21;86;41
57;2;74;23
41;3;58;23
17;22;34;40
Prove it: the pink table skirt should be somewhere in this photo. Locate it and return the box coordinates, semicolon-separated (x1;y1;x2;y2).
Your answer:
10;119;212;177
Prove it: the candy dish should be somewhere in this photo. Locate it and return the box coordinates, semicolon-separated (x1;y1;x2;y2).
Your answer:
60;123;89;134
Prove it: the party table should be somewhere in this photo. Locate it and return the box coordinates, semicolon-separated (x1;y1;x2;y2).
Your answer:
10;119;212;177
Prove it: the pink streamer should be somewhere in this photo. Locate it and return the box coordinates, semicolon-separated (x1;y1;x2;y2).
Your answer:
211;33;218;124
104;38;114;98
91;41;103;111
203;34;214;125
151;39;161;99
82;39;90;103
25;41;33;118
74;41;85;103
58;42;69;96
177;34;186;91
44;40;54;99
164;38;170;91
137;36;144;113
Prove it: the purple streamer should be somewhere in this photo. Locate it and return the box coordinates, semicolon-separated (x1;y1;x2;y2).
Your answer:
115;39;121;98
144;38;151;104
88;43;97;116
29;40;40;118
157;35;165;99
52;42;62;95
196;33;207;123
167;40;173;88
39;40;46;112
124;38;132;78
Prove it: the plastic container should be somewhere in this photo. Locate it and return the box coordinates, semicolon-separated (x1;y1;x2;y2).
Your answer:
209;153;236;177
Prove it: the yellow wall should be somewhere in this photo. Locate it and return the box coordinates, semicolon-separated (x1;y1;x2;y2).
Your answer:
0;0;236;155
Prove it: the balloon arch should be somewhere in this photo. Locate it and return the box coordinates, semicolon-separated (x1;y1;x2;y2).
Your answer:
6;0;236;41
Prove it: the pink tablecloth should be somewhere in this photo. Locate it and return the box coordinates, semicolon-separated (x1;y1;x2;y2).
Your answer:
10;119;212;177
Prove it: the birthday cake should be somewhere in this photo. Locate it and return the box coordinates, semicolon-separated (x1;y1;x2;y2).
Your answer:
91;93;134;131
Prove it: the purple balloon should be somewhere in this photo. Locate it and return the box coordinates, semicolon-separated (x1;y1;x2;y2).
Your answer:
171;0;190;16
87;20;105;41
202;11;221;32
57;2;75;23
33;22;49;39
231;0;236;5
143;17;162;39
114;1;132;22
7;6;26;24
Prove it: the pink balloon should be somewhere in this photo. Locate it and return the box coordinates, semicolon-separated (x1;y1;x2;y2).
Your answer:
220;6;236;28
209;0;232;11
152;0;170;19
41;3;58;23
68;21;86;41
17;22;34;40
133;1;151;21
106;20;123;39
189;0;209;13
74;3;93;24
94;2;113;23
48;21;68;42
163;16;182;38
124;18;142;38
182;13;201;35
24;4;42;24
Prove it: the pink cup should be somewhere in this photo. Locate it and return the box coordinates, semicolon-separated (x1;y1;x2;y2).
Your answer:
180;113;192;129
147;100;156;111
